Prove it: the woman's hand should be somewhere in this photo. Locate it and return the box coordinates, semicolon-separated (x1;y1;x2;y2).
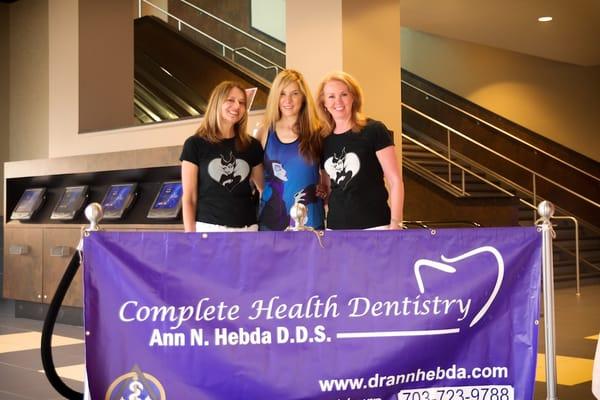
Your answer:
316;183;330;200
388;219;403;230
317;170;331;201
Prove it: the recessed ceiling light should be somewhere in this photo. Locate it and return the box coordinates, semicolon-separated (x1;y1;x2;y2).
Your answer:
538;16;553;22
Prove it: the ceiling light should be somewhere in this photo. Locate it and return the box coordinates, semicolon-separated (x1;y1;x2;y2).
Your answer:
538;16;553;22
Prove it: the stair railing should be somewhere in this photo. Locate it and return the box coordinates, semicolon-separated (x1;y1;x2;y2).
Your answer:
402;79;600;183
177;0;285;59
550;216;580;294
137;0;283;79
403;103;600;211
403;134;519;200
404;131;587;293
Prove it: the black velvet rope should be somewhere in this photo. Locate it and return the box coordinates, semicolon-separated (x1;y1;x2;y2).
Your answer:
40;251;84;400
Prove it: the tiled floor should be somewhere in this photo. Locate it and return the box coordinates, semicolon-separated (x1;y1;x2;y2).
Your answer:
534;284;600;399
0;285;598;400
0;299;84;399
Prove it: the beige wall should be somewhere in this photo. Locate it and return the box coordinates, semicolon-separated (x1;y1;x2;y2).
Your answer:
402;28;600;162
0;5;9;213
9;0;49;162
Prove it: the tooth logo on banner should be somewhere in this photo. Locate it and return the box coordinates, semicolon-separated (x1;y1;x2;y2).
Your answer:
105;365;166;400
414;246;505;329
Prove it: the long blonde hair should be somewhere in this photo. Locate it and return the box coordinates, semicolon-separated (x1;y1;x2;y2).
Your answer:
262;69;323;162
196;81;251;151
316;71;367;135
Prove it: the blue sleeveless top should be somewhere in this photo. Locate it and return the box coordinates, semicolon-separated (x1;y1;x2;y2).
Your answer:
258;129;324;230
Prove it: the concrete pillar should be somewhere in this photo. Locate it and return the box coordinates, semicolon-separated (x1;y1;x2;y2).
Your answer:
286;0;343;93
8;0;49;161
48;0;78;157
342;0;401;150
79;0;134;132
286;0;402;161
0;4;9;213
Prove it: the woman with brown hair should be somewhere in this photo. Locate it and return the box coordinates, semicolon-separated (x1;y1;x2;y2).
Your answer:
180;81;264;232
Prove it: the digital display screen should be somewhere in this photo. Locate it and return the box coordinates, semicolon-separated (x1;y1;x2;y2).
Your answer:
51;186;88;220
147;181;183;219
101;183;136;219
11;188;46;220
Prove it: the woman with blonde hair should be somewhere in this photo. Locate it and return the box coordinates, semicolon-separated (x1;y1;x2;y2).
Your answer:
317;71;404;230
256;69;325;230
180;81;264;232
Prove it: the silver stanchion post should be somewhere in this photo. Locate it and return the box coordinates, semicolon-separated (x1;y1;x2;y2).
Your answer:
285;201;325;247
538;201;559;400
287;201;309;231
77;203;103;252
85;203;104;231
79;203;104;400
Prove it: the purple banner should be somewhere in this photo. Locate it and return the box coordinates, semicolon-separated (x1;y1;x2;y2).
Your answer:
83;227;541;400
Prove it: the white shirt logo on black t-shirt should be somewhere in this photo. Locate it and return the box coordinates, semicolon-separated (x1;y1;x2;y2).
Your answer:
208;152;250;191
324;147;360;190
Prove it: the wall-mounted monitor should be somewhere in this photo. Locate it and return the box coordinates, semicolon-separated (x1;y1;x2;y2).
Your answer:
101;183;137;219
51;185;89;220
147;181;183;219
10;188;47;220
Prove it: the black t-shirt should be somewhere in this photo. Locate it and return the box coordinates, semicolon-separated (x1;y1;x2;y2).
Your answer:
322;119;394;229
180;135;263;227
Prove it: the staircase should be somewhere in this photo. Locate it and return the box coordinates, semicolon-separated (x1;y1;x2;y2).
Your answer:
133;0;284;123
132;3;600;286
401;115;600;286
133;15;271;124
133;1;286;123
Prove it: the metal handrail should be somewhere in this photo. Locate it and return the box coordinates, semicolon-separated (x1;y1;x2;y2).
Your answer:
234;47;280;71
404;131;587;295
138;0;283;75
408;129;600;232
403;103;600;209
403;157;467;198
178;0;285;57
233;48;279;75
404;220;481;229
402;79;600;183
550;216;580;295
403;134;534;207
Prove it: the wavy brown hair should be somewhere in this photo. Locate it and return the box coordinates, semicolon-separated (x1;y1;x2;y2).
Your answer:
196;81;251;151
262;69;323;162
316;71;367;135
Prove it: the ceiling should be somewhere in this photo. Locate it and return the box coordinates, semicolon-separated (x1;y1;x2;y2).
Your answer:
3;0;599;66
400;0;600;67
